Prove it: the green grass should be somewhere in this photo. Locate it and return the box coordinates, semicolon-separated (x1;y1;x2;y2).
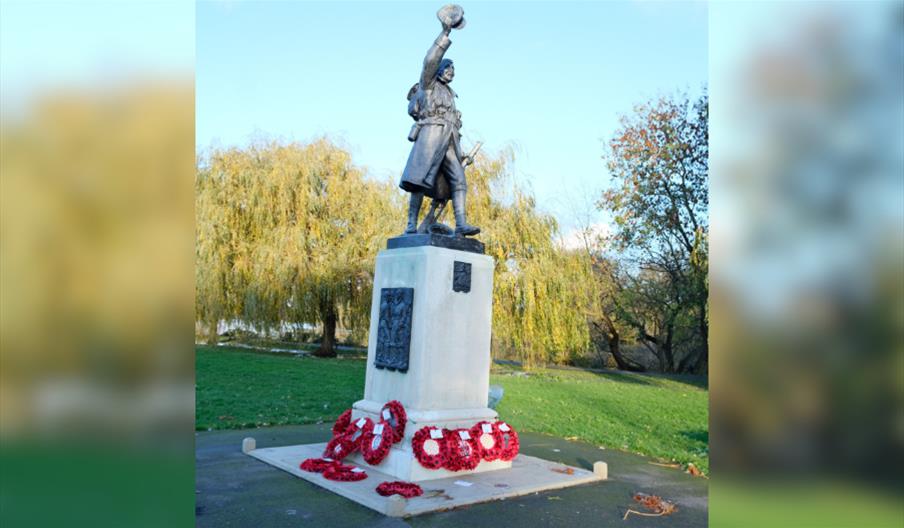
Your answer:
196;345;365;429
491;367;708;474
1;442;193;528
196;345;708;473
710;478;904;527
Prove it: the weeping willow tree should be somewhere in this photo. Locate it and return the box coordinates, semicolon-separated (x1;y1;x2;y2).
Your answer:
197;139;593;365
451;149;595;367
196;138;401;356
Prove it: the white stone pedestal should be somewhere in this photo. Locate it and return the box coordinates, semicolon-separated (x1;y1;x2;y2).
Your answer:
351;245;511;481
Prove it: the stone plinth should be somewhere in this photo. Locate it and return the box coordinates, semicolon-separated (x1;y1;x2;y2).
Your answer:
352;243;510;481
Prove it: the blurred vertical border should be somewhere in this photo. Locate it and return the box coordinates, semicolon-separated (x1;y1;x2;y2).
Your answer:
710;1;903;527
1;1;195;527
3;1;902;527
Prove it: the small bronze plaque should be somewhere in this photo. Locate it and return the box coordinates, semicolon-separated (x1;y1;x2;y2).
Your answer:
453;261;471;293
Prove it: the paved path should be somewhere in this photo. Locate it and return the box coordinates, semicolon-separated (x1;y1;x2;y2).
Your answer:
196;424;707;527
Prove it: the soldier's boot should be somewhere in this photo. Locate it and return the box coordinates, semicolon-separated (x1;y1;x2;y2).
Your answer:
452;190;481;237
404;192;424;234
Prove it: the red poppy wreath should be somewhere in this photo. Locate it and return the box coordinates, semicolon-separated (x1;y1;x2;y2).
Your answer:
360;420;394;465
322;463;368;482
375;481;423;498
332;408;353;437
380;400;408;443
300;457;339;473
323;416;373;460
411;426;450;470
469;421;504;461
443;428;482;471
323;433;357;460
494;421;520;461
344;416;374;444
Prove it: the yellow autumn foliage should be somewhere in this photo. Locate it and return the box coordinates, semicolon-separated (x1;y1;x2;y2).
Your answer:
461;150;593;366
195;139;594;364
196;138;402;347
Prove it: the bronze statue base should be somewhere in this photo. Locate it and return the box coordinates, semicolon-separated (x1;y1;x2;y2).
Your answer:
387;233;484;254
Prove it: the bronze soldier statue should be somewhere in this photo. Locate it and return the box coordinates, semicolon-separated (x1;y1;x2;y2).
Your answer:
399;5;480;237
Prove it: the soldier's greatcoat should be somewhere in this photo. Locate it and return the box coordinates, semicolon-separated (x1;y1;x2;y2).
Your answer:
399;33;464;200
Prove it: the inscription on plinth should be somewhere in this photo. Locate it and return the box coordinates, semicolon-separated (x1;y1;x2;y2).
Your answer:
374;287;413;372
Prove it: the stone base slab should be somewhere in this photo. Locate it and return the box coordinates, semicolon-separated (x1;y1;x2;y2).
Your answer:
245;441;606;518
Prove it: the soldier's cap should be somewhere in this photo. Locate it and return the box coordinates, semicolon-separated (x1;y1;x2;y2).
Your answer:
437;4;466;30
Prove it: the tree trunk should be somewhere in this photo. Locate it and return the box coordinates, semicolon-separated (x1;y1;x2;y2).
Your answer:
641;337;666;372
677;348;699;374
693;303;708;374
207;319;218;345
591;318;645;372
606;325;645;372
606;332;624;368
663;323;676;372
315;304;338;358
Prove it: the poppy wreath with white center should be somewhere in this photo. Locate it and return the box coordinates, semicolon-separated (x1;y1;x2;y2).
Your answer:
323;433;358;460
343;417;374;446
322;463;368;482
375;481;423;498
494;421;520;461
469;421;504;461
300;457;339;473
332;408;352;437
323;417;373;460
411;426;450;470
380;400;408;444
442;428;481;471
360;420;394;465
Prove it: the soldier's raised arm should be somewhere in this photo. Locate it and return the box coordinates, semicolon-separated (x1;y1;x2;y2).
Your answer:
420;5;465;88
420;27;452;89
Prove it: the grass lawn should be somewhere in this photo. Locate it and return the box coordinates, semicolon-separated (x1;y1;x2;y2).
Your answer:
196;345;709;473
195;345;366;429
493;367;708;474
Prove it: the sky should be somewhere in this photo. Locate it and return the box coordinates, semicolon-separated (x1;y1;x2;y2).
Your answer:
0;1;194;112
196;1;708;236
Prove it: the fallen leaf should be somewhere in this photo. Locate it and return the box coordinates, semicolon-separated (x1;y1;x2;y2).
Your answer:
550;467;575;475
564;436;579;441
547;496;562;501
624;509;665;520
423;489;453;501
631;492;678;515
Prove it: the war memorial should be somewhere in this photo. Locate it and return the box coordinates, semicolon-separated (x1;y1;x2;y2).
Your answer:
240;5;607;517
